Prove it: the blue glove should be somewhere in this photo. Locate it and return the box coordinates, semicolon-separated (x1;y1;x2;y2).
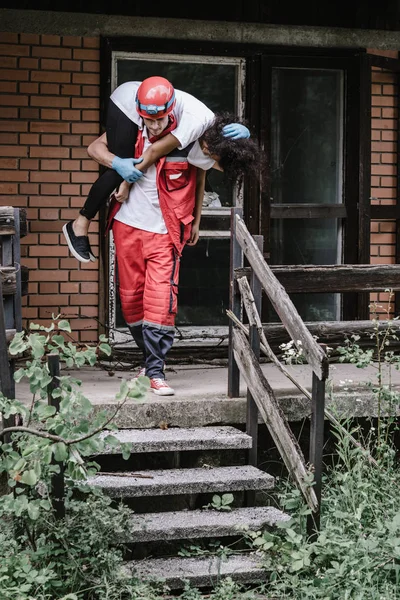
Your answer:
111;156;144;183
222;123;250;140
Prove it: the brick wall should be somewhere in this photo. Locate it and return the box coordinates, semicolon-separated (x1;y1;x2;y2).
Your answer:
0;32;101;343
368;49;399;317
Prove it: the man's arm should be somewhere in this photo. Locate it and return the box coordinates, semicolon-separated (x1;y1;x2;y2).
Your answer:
187;169;206;246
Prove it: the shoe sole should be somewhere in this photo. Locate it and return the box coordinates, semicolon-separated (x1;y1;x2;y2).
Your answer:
151;388;175;396
62;223;90;263
89;253;97;262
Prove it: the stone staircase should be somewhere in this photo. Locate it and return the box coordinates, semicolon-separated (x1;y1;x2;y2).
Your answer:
88;424;289;591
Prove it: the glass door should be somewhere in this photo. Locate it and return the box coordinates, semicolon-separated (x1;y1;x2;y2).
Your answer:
109;52;245;346
267;64;345;322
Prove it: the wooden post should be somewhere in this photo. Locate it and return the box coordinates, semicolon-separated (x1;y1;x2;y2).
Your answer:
307;371;326;538
47;353;65;519
0;276;15;443
228;207;243;398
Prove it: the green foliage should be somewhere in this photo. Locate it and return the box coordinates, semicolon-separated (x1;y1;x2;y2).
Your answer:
203;493;234;511
0;317;152;599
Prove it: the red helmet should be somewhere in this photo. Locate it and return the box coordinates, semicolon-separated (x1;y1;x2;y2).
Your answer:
136;76;176;119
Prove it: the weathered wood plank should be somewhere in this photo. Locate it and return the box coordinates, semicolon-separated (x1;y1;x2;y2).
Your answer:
232;327;318;513
235;214;328;380
235;264;400;293
270;204;347;219
263;319;400;350
0;207;27;237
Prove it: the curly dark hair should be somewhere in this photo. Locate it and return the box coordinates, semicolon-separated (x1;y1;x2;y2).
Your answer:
200;112;266;186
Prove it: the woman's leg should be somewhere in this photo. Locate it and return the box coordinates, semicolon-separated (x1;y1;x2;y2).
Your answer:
64;100;138;263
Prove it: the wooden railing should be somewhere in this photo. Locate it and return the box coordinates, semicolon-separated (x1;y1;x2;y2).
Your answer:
0;207;28;435
228;207;400;534
228;208;328;535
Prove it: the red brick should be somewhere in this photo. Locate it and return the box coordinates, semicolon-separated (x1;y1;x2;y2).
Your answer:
0;194;27;207
69;294;98;305
41;134;60;145
60;282;79;293
19;58;39;69
30;269;69;281
29;196;69;208
382;107;398;118
20;183;39;194
20;33;40;44
70;270;98;281
82;109;99;121
31;95;70;108
82;86;99;97
39;257;59;268
41;35;61;46
0;145;27;157
1;107;18;119
0;132;18;143
19;108;40;119
371;130;381;141
32;46;71;59
72;123;99;134
40;282;60;294
40;108;60;120
20;159;39;170
61;184;81;195
0;170;28;181
61;84;81;95
61;60;81;71
62;36;82;47
0;56;17;68
71;171;98;183
371;187;396;198
0;33;19;43
71;147;90;159
61;159;81;170
40;159;61;171
40;83;61;95
71;97;99;109
30;122;70;133
0;121;28;132
83;37;100;48
31;71;71;84
61;109;81;121
0;81;17;93
83;61;100;73
383;84;397;95
0;182;17;194
39;208;62;220
81;282;99;293
382;130;397;141
372;107;381;118
20;133;39;144
40;184;61;195
19;82;39;94
372;95;396;107
0;44;29;56
30;146;70;158
30;171;70;183
0;69;29;81
0;95;28;106
73;48;99;60
72;72;99;85
0;157;18;168
61;134;82;146
371;141;396;152
372;164;396;176
381;153;397;164
29;294;69;305
81;160;98;171
40;58;61;70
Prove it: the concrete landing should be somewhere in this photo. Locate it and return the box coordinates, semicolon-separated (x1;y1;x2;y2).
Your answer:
15;361;400;426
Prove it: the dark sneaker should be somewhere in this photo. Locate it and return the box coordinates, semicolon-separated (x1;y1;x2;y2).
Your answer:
62;221;94;263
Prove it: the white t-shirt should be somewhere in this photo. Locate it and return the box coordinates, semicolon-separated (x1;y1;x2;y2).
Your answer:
110;81;215;150
114;128;215;234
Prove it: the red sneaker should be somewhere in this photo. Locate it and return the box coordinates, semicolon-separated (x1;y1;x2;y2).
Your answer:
134;367;146;379
150;378;175;396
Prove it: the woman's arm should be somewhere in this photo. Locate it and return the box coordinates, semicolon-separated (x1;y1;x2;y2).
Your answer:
187;169;206;246
87;132;115;168
137;133;180;171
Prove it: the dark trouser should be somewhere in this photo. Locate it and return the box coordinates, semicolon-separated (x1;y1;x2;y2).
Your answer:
79;100;138;220
129;324;174;380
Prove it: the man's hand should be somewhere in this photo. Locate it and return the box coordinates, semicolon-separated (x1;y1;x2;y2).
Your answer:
222;123;250;140
187;222;200;246
115;180;131;203
111;156;144;183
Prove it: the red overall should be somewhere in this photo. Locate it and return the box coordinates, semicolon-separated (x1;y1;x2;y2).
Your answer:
107;121;198;379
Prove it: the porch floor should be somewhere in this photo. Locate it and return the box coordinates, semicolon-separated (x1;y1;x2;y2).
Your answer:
15;361;400;428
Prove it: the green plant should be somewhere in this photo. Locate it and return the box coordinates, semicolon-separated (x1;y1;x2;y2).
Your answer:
0;317;151;599
203;493;234;511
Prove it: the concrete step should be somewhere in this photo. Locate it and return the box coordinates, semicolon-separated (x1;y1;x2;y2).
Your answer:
120;505;290;543
123;553;266;589
88;465;274;498
98;426;252;454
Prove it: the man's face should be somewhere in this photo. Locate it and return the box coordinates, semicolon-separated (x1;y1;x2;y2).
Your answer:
143;115;169;137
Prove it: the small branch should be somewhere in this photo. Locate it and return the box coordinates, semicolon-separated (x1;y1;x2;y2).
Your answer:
99;471;154;479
